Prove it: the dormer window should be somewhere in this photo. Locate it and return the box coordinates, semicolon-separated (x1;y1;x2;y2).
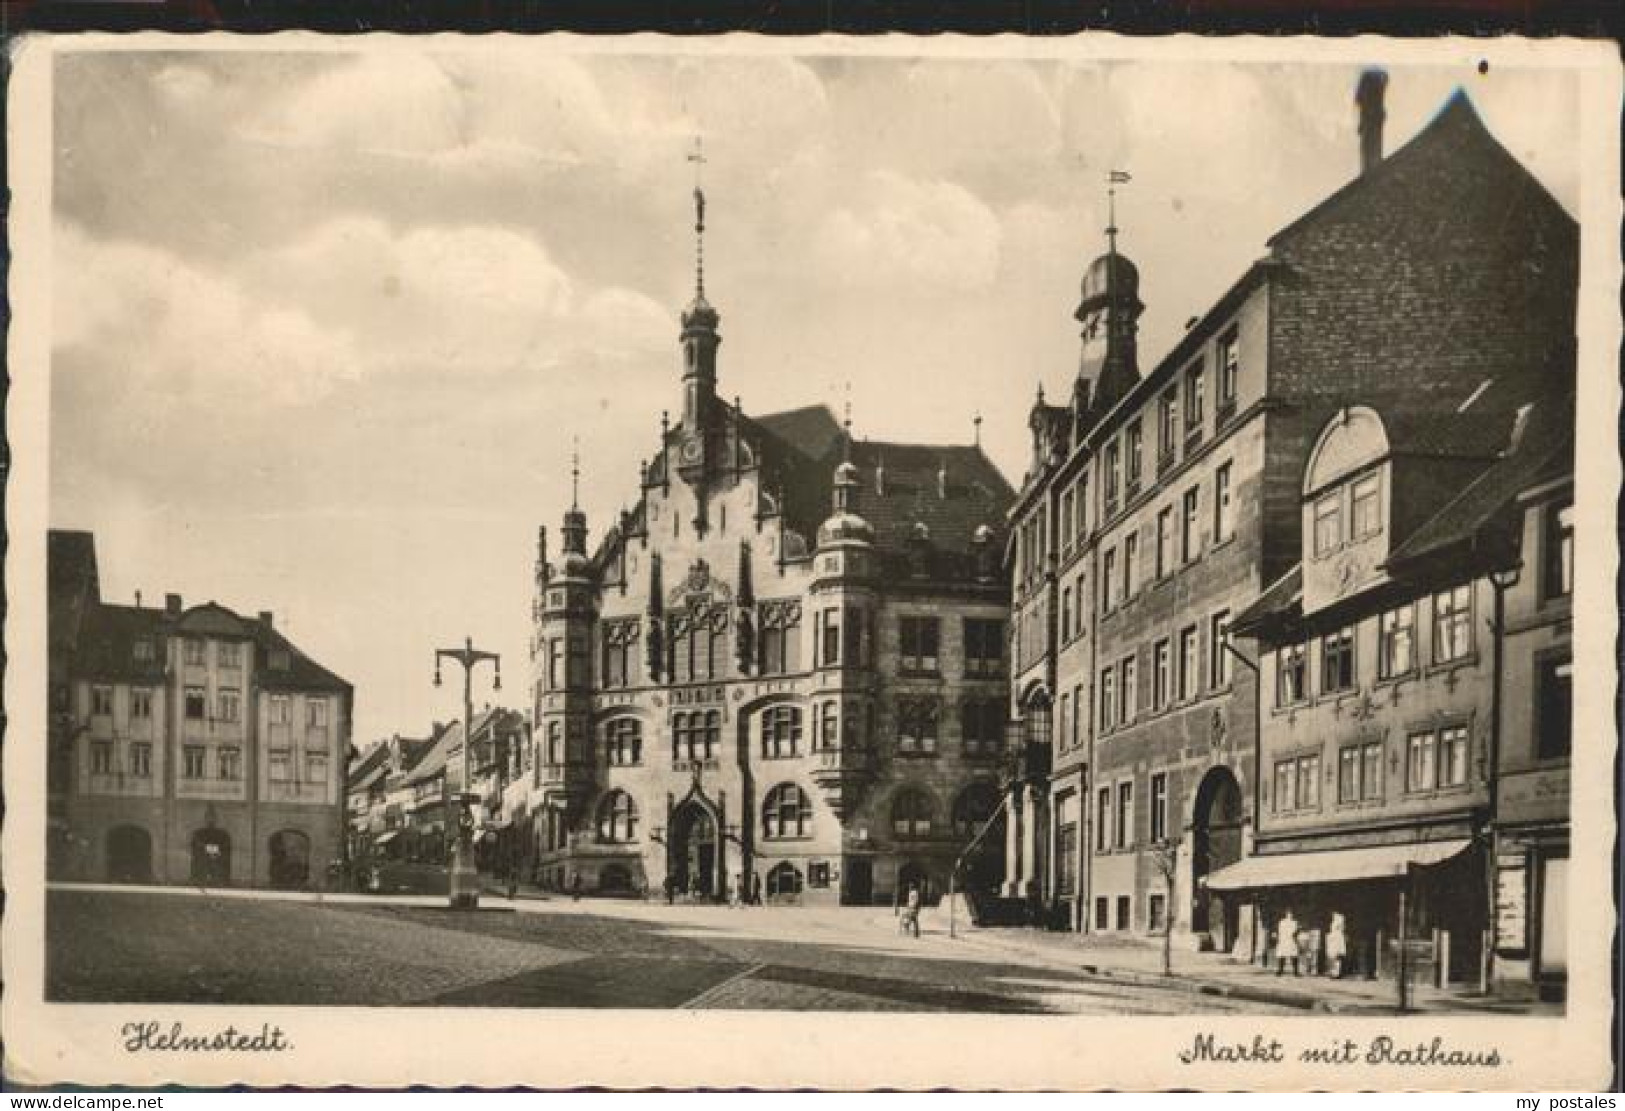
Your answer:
1350;472;1382;540
132;638;155;663
1313;492;1342;557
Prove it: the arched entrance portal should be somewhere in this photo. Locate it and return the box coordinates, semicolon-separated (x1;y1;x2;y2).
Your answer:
268;829;312;889
190;827;232;887
669;800;720;900
1191;767;1245;949
898;860;932;905
106;825;153;884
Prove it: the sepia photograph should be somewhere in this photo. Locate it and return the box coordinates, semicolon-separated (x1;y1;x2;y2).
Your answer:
4;32;1618;1090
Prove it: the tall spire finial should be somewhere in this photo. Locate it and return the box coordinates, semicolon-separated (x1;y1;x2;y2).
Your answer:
842;382;854;462
688;135;708;300
570;436;580;511
1106;169;1131;257
974;412;983;446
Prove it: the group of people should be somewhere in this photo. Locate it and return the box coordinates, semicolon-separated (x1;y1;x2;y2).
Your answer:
1269;909;1349;978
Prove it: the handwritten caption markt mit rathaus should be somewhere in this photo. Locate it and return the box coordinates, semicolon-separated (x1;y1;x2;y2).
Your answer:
1178;1033;1505;1068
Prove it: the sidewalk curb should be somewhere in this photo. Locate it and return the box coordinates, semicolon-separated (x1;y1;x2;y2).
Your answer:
1074;962;1341;1013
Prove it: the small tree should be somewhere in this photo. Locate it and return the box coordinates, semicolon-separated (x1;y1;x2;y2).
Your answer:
1150;838;1180;976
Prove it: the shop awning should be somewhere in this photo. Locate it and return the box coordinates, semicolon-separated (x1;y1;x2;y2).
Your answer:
373;830;401;845
1203;840;1471;892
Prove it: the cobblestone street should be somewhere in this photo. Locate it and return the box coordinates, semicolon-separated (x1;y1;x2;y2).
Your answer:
48;886;1299;1013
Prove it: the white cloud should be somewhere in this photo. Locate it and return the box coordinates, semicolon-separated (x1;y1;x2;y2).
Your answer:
54;222;361;407
812;171;1002;292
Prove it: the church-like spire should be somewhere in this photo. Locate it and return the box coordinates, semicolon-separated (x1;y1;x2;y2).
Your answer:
562;439;588;558
679;135;721;438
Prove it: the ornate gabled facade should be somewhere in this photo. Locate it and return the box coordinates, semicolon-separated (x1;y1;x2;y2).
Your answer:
515;189;1016;905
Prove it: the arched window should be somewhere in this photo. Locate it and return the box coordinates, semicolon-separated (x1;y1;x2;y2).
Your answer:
596;790;639;843
767;861;804;899
761;705;803;758
762;783;813;839
952;782;1000;838
891;788;934;838
603;718;641;766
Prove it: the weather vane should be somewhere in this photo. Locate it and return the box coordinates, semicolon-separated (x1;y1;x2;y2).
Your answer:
1107;168;1132;255
688;135;708;298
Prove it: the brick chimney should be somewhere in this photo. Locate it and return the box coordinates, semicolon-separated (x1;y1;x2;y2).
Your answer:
164;593;183;615
258;610;274;628
1356;69;1388;177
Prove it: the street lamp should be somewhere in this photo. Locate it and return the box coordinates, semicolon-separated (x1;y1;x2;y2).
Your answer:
434;636;502;910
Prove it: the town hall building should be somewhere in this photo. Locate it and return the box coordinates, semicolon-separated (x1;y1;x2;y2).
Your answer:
514;188;1016;905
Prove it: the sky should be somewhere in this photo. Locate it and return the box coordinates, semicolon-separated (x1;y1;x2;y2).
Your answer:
48;44;1580;748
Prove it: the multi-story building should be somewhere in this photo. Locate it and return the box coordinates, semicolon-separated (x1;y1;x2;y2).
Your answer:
1224;382;1572;991
1001;76;1577;949
521;191;1015;905
345;731;435;864
47;529;354;889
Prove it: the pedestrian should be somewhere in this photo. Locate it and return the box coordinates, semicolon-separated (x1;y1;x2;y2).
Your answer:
571;871;582;902
729;873;743;909
1274;909;1301;976
900;883;922;938
505;858;519;902
664;874;676;905
1325;913;1348;979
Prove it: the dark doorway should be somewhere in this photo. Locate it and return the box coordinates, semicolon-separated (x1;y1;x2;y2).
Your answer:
106;825;153;884
898;860;932;905
952;782;1006;895
844;858;874;905
1191;766;1244;948
670;801;719;900
268;829;312;889
600;863;633;894
190;827;232;887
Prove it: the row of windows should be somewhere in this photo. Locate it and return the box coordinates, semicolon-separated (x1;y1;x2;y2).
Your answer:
1090;611;1232;736
1271;725;1482;815
92;687;325;727
590;782;1001;845
550;614;1006;692
1094;891;1169;934
90;741;328;783
1031;329;1244;590
1100;463;1235;616
579;699;1008;767
1094;771;1172;854
1274;586;1474;707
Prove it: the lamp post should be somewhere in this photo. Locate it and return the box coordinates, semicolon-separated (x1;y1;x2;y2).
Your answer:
435;636;502;910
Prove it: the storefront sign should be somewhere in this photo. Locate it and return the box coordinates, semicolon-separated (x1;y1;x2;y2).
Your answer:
1494;858;1529;955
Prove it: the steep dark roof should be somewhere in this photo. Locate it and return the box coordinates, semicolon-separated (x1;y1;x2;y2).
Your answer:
850;440;1014;556
1385;392;1574;573
753;405;846;461
255;620;351;694
76;604;169;684
347;743;392;790
49;530;101;654
1269;90;1572;251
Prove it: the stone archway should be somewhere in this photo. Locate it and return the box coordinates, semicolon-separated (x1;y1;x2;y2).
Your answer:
106;824;153;884
268;829;312;889
669;798;721;900
1190;766;1245;948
